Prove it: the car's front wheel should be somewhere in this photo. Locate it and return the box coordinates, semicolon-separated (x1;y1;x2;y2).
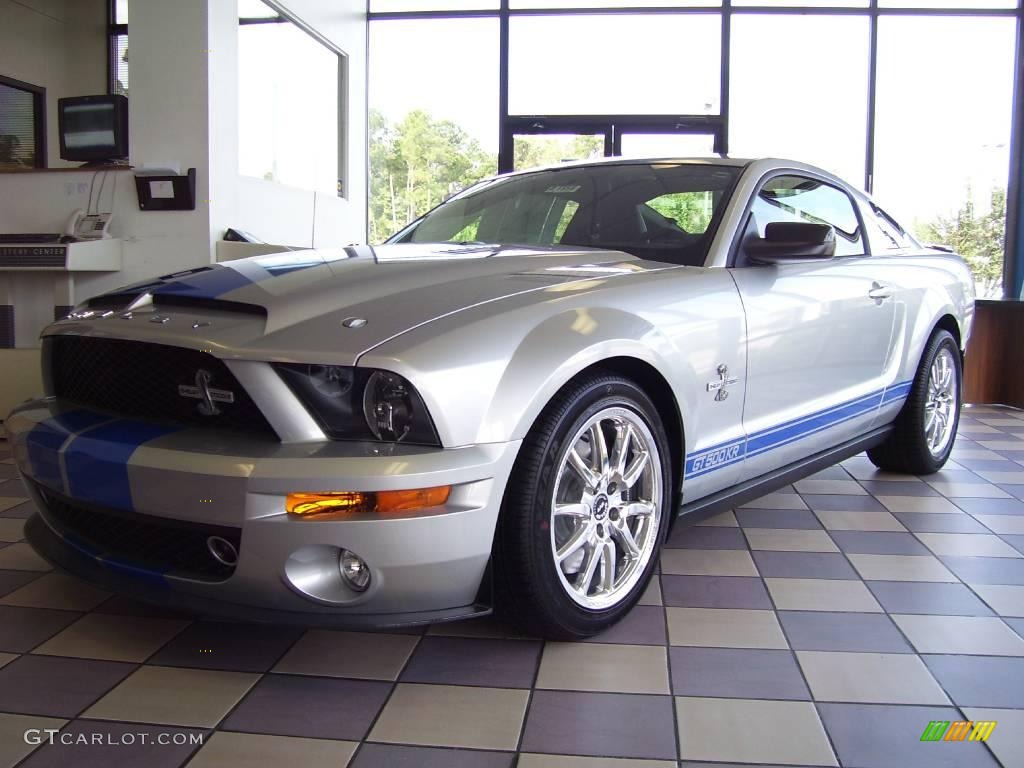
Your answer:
495;372;671;639
868;328;962;474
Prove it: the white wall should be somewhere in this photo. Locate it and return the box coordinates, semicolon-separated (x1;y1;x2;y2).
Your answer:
0;0;108;167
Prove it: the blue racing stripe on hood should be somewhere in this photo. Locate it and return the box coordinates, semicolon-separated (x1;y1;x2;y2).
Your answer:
24;410;115;494
150;265;255;299
64;420;182;511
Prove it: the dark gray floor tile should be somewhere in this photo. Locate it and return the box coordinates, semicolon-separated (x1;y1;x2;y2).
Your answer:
955;458;1020;473
866;581;994;616
521;690;676;760
351;744;514;768
997;483;1024;500
818;703;1000;768
582;604;667;645
0;654;135;717
752;551;858;579
400;636;541;687
925;469;986;484
19;720;206;768
660;575;771;609
808;466;855;480
93;595;193;619
778;611;912;652
923;655;1024;707
894;513;993;534
735;509;823;529
940;555;1024;585
1001;534;1024;555
669;647;810;700
829;531;931;555
950;497;1024;515
147;621;303;673
664;526;748;550
0;605;81;653
859;480;939;496
221;674;390;740
802;495;887;513
0;569;41;597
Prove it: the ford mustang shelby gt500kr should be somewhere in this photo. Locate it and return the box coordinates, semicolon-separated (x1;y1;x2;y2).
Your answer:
8;158;973;638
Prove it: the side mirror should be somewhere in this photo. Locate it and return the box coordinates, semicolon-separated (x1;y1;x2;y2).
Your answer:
747;222;837;265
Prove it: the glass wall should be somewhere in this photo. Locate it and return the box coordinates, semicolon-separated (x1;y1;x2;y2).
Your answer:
368;2;1019;297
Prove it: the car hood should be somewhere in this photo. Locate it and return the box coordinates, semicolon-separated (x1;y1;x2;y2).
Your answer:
61;243;662;365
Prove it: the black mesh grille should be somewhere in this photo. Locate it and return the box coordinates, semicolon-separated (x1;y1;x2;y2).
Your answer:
38;487;241;582
45;335;276;437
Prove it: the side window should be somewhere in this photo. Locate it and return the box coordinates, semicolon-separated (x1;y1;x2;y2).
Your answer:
751;175;865;257
865;203;915;253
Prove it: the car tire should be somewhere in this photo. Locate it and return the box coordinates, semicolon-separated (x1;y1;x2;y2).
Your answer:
868;329;962;475
494;371;672;640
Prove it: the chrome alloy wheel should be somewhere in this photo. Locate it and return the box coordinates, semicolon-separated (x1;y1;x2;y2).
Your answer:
925;346;958;458
549;407;662;610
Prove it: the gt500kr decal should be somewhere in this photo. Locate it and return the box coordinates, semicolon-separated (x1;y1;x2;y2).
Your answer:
686;380;913;478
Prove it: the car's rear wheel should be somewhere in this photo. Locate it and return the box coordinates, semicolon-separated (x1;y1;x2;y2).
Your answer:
495;372;671;639
868;329;961;475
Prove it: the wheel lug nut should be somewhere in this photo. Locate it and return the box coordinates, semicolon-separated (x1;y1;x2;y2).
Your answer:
607;482;617;494
597;524;605;537
609;508;619;521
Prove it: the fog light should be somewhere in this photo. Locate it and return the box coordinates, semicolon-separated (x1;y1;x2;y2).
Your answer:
340;549;370;592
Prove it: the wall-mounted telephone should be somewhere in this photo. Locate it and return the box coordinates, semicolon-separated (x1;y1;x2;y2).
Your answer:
64;209;113;241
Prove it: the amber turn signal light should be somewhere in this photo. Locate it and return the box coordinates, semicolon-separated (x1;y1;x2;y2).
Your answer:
286;486;451;519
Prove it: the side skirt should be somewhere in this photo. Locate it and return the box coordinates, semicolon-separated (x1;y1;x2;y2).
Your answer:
678;425;893;523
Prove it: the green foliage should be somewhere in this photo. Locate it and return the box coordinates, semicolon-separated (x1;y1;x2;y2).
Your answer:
915;187;1006;298
369;109;495;243
646;192;713;234
513;135;604;172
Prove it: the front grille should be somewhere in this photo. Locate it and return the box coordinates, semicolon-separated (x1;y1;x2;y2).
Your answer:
46;335;276;437
38;486;241;582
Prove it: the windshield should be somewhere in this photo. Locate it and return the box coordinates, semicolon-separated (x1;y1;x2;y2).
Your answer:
389;162;742;267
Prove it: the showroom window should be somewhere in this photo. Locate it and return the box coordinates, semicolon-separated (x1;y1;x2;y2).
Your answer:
873;16;1014;298
238;1;346;197
368;1;1017;295
369;17;500;242
108;0;128;96
0;75;45;169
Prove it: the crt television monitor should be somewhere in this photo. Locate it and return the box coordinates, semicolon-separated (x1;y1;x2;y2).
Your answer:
58;95;129;163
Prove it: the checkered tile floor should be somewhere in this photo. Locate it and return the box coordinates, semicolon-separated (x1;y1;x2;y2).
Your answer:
2;406;1024;767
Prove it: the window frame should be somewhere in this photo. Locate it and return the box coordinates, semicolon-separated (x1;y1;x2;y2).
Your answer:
727;168;868;266
0;74;47;169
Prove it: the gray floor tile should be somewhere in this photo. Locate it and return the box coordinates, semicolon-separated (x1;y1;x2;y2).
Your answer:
866;581;994;616
0;570;41;598
0;654;134;717
401;636;540;688
669;647;810;700
923;655;1024;707
1007;617;1024;638
828;531;930;555
18;720;206;768
779;611;913;652
735;509;823;529
0;605;81;653
351;743;514;768
940;555;1024;585
582;605;667;645
858;480;939;496
664;526;748;550
521;691;677;760
818;703;999;767
893;512;993;533
660;575;771;609
950;497;1024;515
802;495;887;512
222;674;390;740
752;551;858;579
1003;534;1024;555
147;622;304;672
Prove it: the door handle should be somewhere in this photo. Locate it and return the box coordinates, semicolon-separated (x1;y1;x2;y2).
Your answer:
868;282;894;302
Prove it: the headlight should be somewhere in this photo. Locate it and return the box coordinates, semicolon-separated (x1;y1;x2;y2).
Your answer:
275;363;440;445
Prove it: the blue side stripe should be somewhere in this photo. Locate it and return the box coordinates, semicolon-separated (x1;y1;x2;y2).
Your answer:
150;265;254;299
64;420;181;511
686;379;913;478
24;410;114;493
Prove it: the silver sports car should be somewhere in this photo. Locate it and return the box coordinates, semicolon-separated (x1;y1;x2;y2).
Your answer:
7;158;973;638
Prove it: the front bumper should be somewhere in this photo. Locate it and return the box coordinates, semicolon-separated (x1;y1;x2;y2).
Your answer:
7;398;521;626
